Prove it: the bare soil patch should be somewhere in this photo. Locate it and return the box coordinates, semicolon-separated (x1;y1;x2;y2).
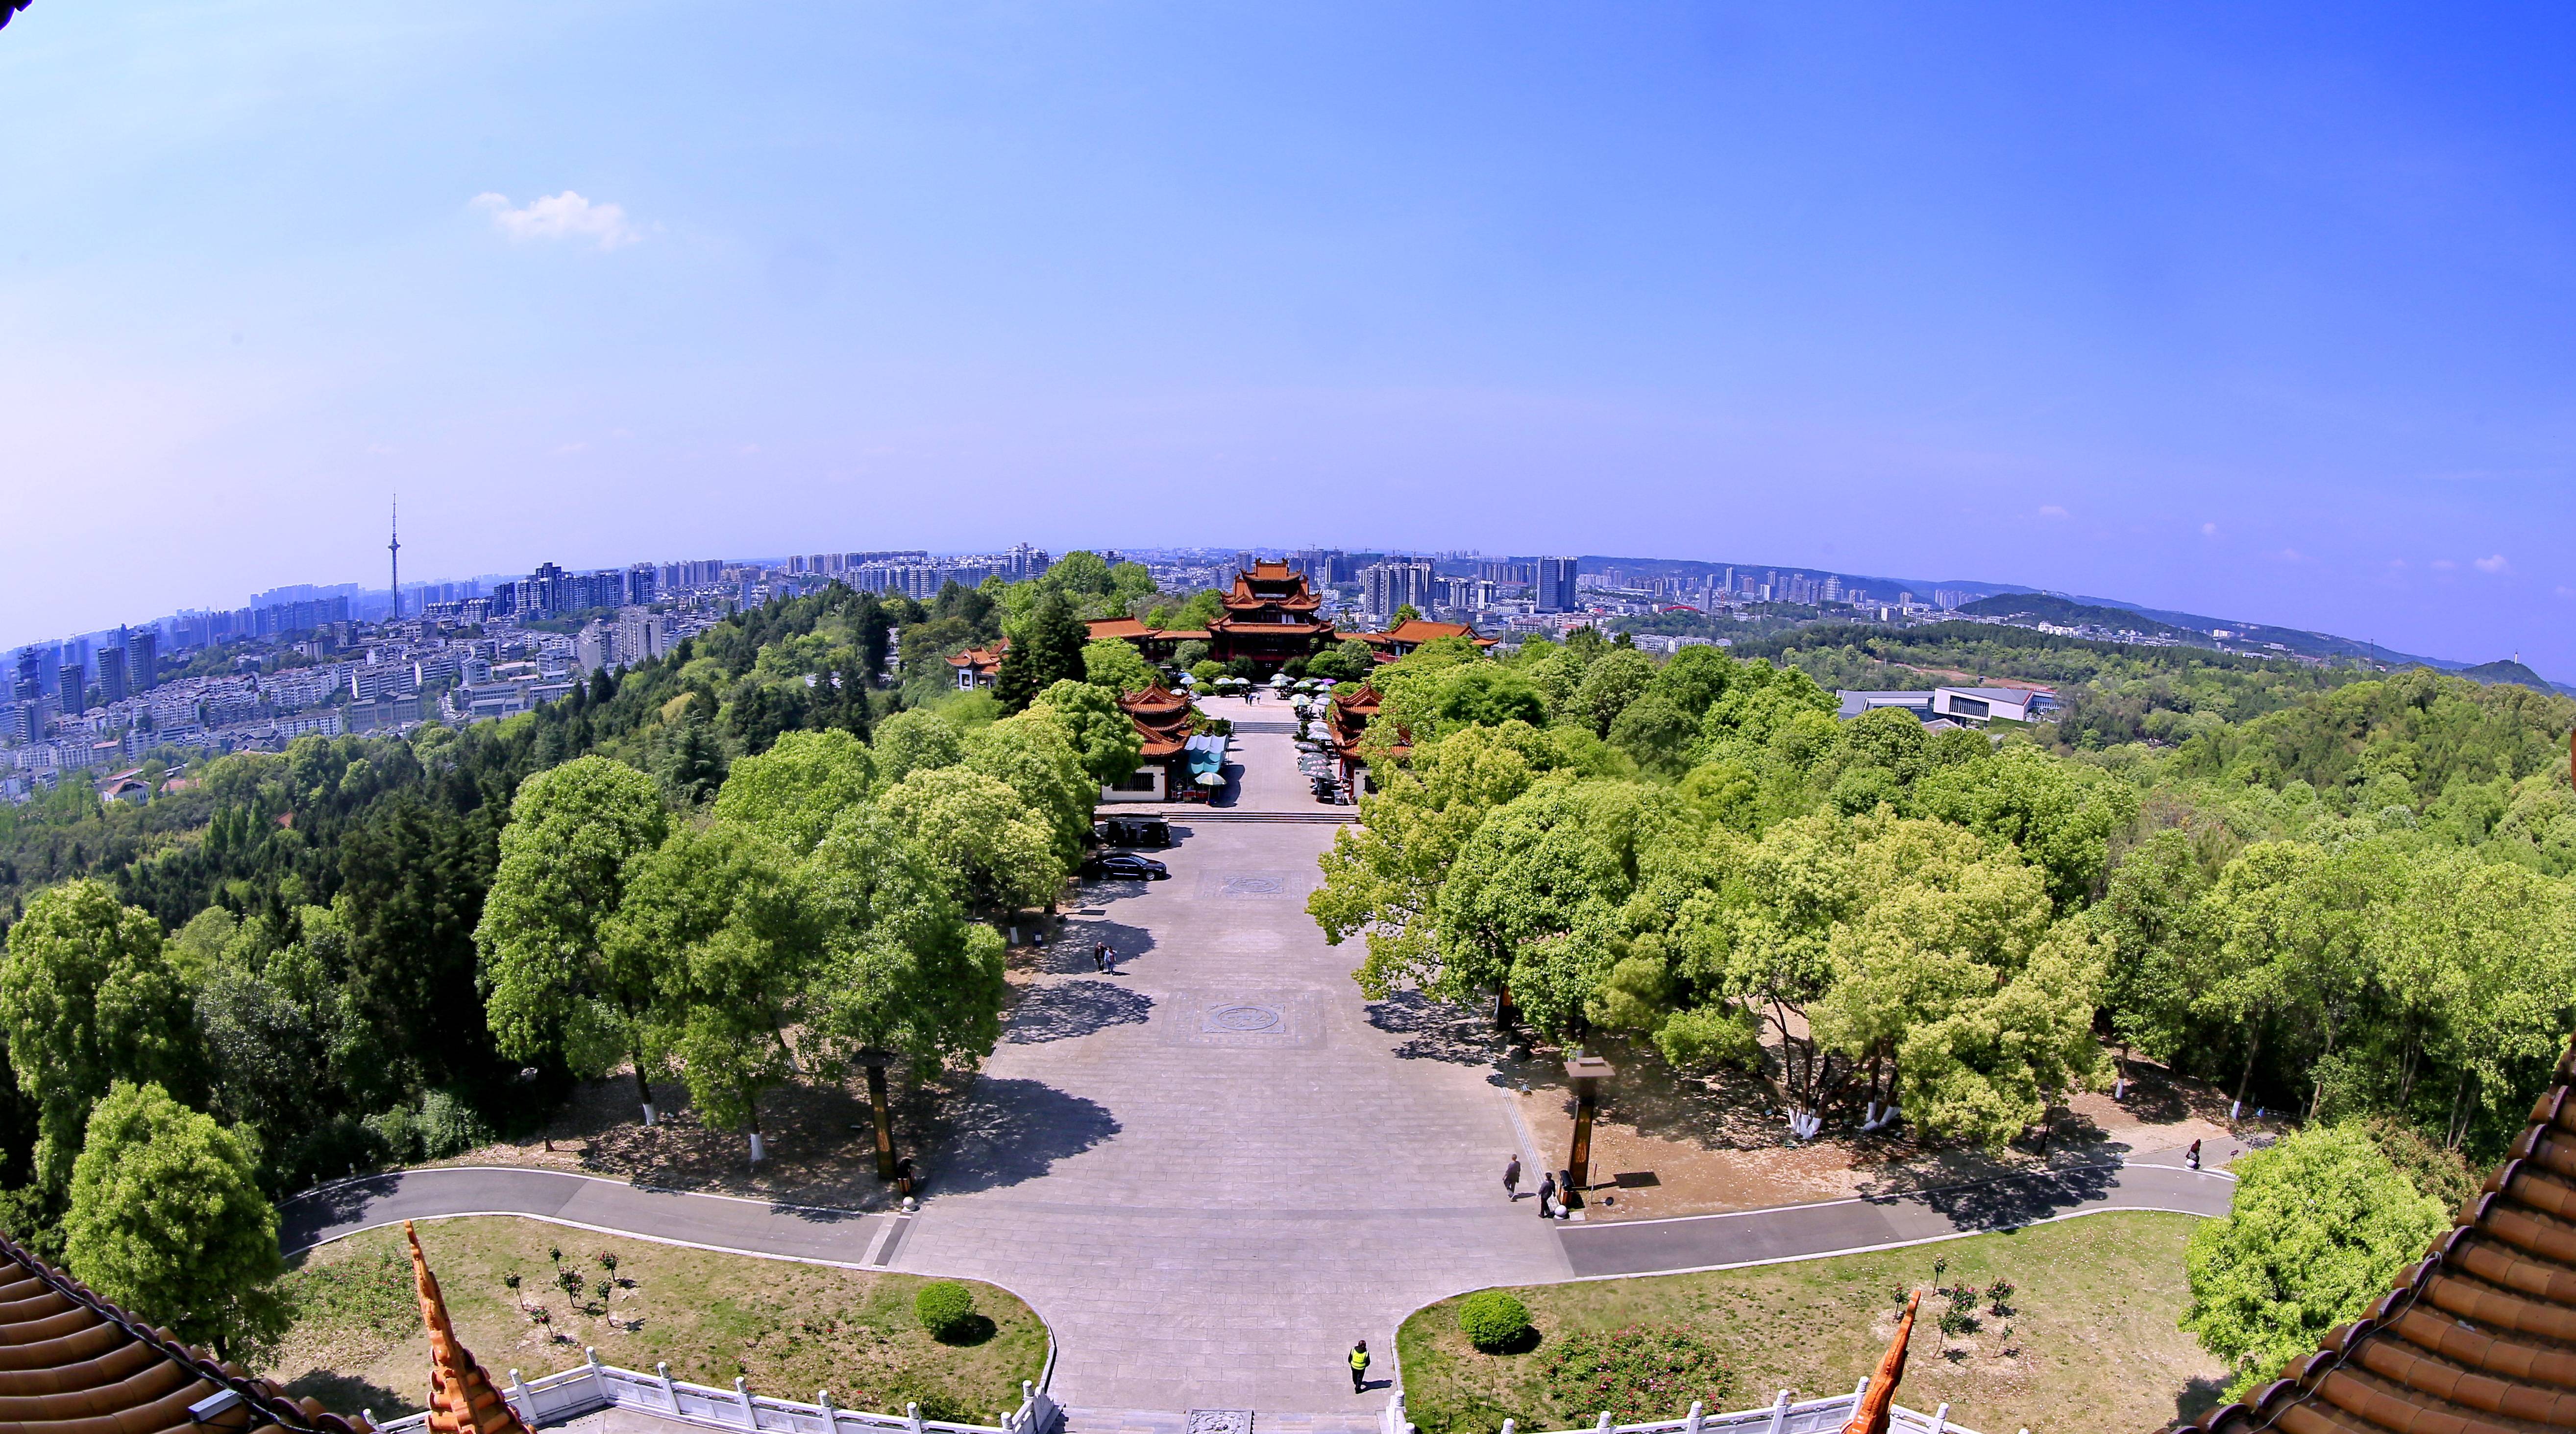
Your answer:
425;939;1063;1210
1505;1036;2262;1220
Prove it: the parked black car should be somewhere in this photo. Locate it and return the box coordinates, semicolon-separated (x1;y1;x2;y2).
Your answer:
1083;852;1170;880
1092;816;1173;847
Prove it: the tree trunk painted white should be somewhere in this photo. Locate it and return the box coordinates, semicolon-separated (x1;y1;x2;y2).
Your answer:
748;1132;766;1164
640;1103;657;1127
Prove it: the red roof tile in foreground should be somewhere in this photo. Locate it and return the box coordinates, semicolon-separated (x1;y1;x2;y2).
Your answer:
2170;1037;2576;1434
0;1229;362;1434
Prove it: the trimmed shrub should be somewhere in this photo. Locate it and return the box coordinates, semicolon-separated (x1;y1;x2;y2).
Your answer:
915;1281;976;1341
1457;1290;1534;1353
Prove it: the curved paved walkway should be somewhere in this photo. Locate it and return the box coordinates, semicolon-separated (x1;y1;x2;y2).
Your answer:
280;1166;895;1266
282;1156;2231;1279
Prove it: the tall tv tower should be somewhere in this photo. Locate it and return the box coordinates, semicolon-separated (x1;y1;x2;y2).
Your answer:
389;495;402;622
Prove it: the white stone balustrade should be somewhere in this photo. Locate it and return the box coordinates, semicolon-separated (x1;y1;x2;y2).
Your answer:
366;1349;1062;1434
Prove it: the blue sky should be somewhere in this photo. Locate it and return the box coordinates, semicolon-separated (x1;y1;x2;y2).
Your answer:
5;3;2574;675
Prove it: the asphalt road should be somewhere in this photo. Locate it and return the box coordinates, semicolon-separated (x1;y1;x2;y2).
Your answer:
278;1166;894;1267
281;1155;2232;1289
1558;1159;2235;1279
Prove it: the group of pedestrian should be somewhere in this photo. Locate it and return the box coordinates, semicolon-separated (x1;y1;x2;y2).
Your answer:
1502;1153;1571;1219
1092;941;1115;973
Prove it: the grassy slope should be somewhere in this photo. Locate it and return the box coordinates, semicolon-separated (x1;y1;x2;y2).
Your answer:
1398;1213;2224;1434
268;1217;1047;1425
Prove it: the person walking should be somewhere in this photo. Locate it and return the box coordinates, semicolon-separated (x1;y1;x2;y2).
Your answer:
1348;1340;1370;1393
1503;1154;1521;1202
1535;1171;1556;1219
2185;1139;2202;1171
1094;941;1109;973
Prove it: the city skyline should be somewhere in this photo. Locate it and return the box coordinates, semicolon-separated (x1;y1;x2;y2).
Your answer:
6;6;2576;670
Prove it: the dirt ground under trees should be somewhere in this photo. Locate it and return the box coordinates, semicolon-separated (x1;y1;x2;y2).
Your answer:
1504;1033;2267;1220
425;936;1068;1210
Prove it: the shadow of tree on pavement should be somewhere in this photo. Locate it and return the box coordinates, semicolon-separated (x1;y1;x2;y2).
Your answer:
1040;920;1158;975
1006;981;1153;1044
1369;991;1508;1066
1873;1162;2122;1233
926;1078;1121;1195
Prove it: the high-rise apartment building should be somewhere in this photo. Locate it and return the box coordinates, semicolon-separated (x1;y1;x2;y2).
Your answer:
59;664;86;714
1360;560;1435;623
12;651;42;743
98;646;128;707
126;630;158;691
1534;557;1579;613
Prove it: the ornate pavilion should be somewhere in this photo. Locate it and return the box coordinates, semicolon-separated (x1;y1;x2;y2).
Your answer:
1206;562;1335;674
1346;618;1495;663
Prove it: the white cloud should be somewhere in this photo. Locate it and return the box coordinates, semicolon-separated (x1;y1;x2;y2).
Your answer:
471;191;641;250
2036;504;2069;519
552;441;589;455
2474;554;2510;574
2201;522;2219;537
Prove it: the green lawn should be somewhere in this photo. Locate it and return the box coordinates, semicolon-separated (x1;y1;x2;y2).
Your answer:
1398;1213;2226;1434
267;1217;1048;1426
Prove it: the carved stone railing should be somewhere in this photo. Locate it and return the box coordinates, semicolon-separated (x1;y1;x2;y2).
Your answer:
365;1349;1060;1434
1381;1380;1979;1434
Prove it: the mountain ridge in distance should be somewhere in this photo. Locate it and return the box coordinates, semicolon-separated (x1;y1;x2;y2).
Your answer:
1570;555;2572;694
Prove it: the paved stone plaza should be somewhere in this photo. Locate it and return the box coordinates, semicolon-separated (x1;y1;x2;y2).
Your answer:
894;717;1571;1418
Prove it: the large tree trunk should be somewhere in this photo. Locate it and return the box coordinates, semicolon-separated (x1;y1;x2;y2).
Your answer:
866;1063;898;1180
746;1090;765;1164
632;1041;657;1127
2232;1026;2262;1116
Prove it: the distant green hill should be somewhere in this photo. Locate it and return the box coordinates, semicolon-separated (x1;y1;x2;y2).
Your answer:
2453;659;2556;693
1955;593;2201;641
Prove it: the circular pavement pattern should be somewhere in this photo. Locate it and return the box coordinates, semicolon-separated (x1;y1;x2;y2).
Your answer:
1207;1004;1283;1032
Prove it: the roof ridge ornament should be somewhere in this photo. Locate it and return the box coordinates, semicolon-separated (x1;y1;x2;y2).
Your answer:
406;1222;534;1434
1840;1289;1918;1434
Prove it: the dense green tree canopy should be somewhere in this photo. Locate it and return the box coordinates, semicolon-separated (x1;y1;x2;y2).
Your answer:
712;729;877;854
476;756;670;1109
1079;638;1157;696
63;1081;287;1361
2181;1123;2448;1399
1033;679;1147;788
0;882;192;1192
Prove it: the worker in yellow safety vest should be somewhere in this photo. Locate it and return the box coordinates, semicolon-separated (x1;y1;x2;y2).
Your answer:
1349;1339;1371;1393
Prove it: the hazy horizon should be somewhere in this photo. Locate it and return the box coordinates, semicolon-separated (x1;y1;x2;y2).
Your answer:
7;4;2574;673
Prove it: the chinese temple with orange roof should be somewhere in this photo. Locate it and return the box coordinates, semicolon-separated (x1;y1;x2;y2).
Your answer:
1322;683;1410;791
1346;617;1497;663
1081;618;1208;664
945;638;1008;691
2166;1034;2576;1434
1104;683;1197;802
1207;562;1336;674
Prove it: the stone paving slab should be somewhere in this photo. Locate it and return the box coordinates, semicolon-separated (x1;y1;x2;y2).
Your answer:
899;731;1569;1413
